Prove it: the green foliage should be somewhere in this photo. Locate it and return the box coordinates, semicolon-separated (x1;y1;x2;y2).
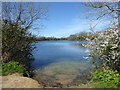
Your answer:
2;61;28;76
2;2;48;66
89;69;120;88
2;21;34;66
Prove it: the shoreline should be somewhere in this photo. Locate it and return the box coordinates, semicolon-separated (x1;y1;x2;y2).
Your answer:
1;73;92;88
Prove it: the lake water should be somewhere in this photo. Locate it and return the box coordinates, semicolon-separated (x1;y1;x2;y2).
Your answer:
30;40;92;87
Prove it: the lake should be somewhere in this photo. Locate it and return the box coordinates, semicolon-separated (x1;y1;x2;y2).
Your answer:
30;40;92;87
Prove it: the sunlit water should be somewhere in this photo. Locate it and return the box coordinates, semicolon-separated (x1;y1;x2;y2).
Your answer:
30;40;92;87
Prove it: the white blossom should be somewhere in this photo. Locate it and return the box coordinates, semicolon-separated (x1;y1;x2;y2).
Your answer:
86;26;119;70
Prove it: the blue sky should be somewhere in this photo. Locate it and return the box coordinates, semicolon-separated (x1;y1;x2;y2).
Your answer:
30;2;112;38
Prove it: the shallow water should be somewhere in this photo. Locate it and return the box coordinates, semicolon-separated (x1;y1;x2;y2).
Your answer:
31;40;92;87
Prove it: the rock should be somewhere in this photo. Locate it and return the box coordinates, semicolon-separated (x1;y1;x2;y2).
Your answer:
1;73;43;88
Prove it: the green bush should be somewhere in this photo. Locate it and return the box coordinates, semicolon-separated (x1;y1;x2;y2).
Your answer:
89;69;120;88
2;61;27;76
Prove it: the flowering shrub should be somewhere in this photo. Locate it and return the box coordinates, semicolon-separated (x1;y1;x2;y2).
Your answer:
87;27;120;72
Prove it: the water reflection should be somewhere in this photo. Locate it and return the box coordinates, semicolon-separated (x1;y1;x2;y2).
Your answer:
31;41;92;87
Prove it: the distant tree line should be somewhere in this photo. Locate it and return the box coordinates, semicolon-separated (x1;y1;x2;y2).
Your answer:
32;36;67;41
33;32;100;41
67;32;99;41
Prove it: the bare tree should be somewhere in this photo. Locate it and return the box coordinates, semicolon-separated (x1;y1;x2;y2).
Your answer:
85;2;119;20
84;2;120;31
2;2;48;30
